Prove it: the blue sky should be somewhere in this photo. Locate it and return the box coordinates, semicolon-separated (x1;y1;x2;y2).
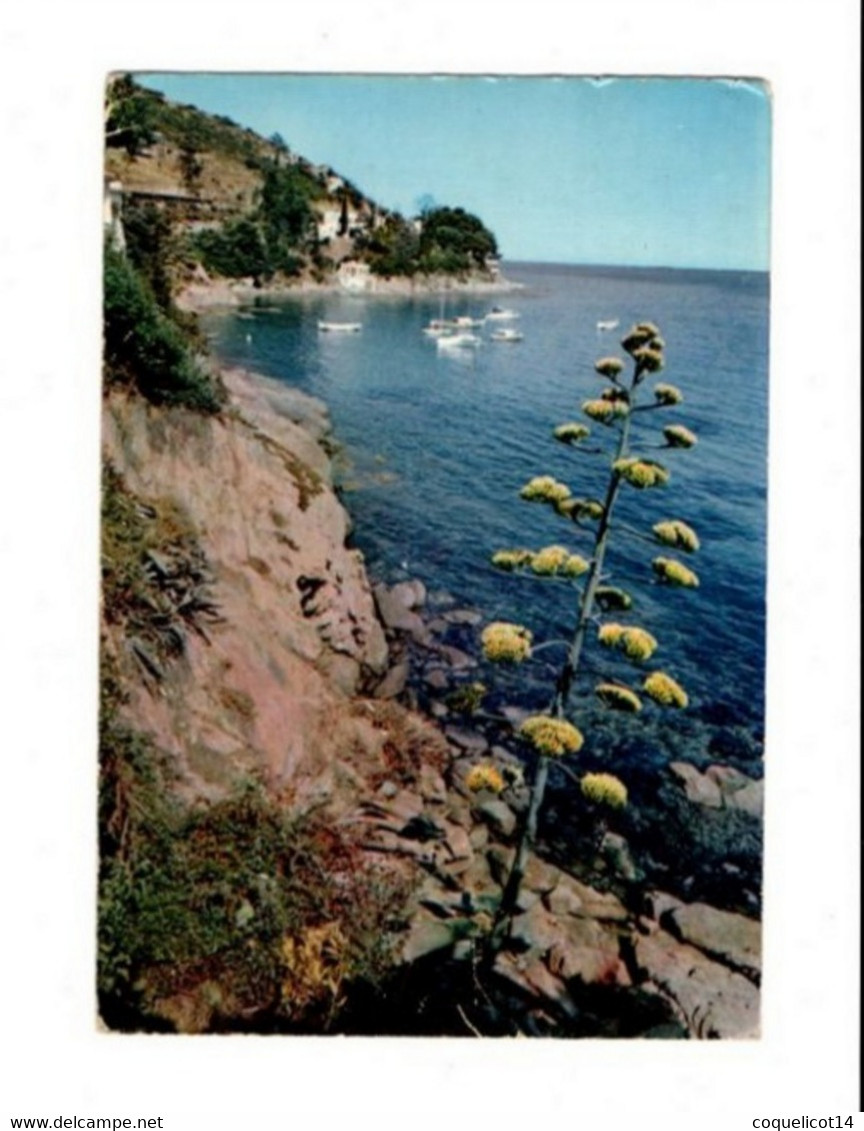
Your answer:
139;73;771;271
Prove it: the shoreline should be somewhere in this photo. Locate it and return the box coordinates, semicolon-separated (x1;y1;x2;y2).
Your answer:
178;270;525;313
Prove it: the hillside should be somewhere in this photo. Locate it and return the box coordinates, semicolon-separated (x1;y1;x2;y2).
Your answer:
104;75;502;299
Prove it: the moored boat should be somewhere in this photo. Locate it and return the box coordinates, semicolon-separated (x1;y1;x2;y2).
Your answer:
485;306;520;321
318;320;362;333
490;327;524;342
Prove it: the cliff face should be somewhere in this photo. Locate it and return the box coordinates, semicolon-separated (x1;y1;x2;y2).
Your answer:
102;366;396;812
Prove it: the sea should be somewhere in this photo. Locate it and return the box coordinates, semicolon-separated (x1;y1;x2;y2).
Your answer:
202;261;769;900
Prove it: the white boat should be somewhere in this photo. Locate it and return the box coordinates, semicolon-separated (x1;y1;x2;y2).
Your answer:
490;327;524;342
318;320;362;333
422;319;453;338
452;315;485;328
596;319;619;331
485;306;520;321
436;332;481;350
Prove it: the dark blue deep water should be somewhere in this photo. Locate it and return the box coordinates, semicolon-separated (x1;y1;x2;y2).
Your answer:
203;262;768;784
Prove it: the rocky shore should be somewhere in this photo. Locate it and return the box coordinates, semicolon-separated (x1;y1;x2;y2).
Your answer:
103;360;762;1037
176;267;525;313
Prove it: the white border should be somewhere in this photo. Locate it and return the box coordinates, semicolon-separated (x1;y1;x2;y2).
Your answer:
1;1;859;1125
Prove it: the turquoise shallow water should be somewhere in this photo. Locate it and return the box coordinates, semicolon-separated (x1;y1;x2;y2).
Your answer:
203;262;768;781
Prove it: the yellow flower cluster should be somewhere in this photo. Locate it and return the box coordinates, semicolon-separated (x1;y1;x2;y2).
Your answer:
519;715;585;758
595;585;633;611
614;458;670;489
595;356;625;378
598;623;659;661
654;383;683;405
652;557;700;588
632;346;665;373
465;762;506;794
583;398;629;423
491;548;535;571
481;621;533;663
643;671;689;708
520;475;571;504
652;519;700;553
580;772;628;809
528;545;589;577
664;424;698;449
556;497;605;522
621;325;656;353
595;682;643;713
554;422;591;444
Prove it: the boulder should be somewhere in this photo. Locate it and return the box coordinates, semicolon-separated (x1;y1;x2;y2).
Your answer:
444;726;489;755
390;578;427;609
548;875;629;922
372;660;410;699
633;927;760;1038
475;799;517;839
511;902;564;953
666;902;761;982
548;916;630;987
670;761;723;807
493;952;577;1019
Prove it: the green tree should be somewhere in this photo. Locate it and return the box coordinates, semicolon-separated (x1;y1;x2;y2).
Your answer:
105;74;158;156
477;323;700;946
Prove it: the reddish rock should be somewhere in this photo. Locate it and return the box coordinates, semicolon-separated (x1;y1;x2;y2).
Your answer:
633;928;760;1038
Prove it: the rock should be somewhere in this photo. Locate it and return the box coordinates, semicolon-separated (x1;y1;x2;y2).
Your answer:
444;726;489;755
373;585;428;637
601;831;639;881
545;882;584;919
633;928;760;1038
515;886;542;912
493;952;577;1018
546;874;629;922
437;645;477;671
459;852;500;901
372;660;410;699
377;780;399;800
415;878;468;918
429;701;449;719
511;902;564;953
475;798;517;839
486;844;517;886
666;902;761;982
441;821;474;863
402;916;459;963
643;889;685;923
522;854;563;895
548;916;630;987
390;579;426;609
727;779;763;817
500;705;531;728
418;764;447;805
424;668;449;690
670;761;723;808
468;823;489;852
445;797;473;830
442;608;482;626
363;788;424;824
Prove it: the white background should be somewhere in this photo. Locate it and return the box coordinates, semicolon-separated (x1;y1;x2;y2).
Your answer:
0;1;860;1126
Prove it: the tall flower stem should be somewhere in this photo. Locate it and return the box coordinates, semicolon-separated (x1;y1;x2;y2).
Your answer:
490;381;638;948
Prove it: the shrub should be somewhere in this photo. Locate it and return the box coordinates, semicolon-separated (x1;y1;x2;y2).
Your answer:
103;246;222;413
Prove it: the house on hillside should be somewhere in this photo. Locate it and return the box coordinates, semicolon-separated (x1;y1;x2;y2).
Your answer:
337;260;372;292
103;178;126;249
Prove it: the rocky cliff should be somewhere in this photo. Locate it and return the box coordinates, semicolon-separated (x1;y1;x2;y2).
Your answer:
100;365;760;1038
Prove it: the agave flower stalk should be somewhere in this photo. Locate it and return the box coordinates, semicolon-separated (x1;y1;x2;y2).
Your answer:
487;321;698;950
